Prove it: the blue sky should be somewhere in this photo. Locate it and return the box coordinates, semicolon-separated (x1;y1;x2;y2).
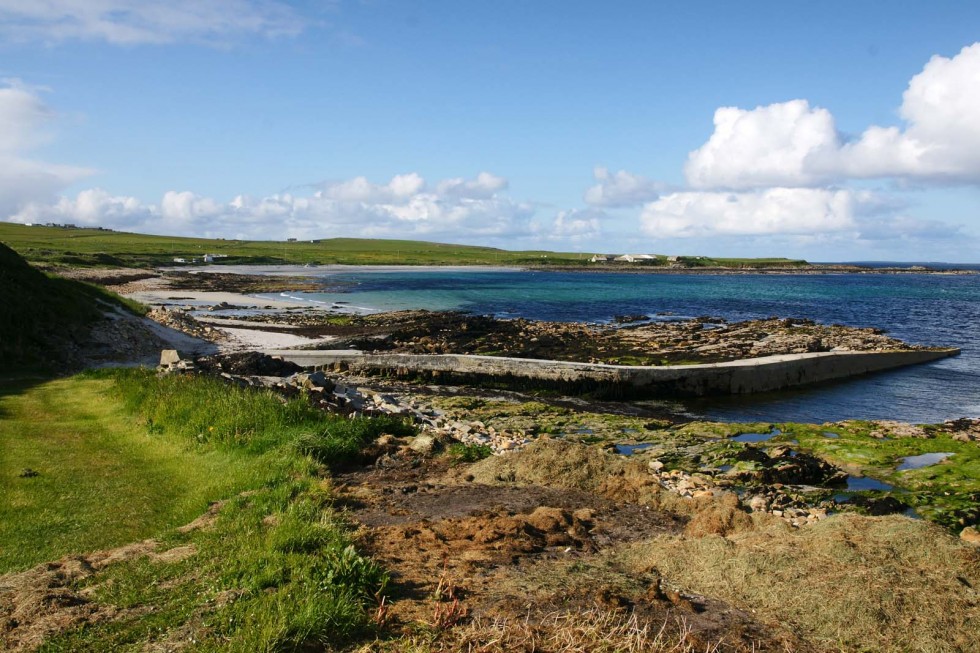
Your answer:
2;1;980;261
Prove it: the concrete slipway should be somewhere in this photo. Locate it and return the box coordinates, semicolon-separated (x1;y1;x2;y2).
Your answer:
261;347;959;397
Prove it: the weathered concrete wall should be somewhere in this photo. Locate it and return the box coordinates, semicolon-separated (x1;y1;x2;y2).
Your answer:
262;348;959;397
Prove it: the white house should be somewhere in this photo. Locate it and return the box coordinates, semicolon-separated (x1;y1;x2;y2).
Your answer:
589;254;609;263
614;255;635;263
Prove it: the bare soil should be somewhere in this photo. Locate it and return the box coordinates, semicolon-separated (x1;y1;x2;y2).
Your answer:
337;446;811;652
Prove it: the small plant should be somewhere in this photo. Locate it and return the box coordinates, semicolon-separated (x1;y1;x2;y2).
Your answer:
431;597;469;630
447;443;493;463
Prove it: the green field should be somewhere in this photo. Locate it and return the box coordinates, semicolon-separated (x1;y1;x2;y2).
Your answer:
0;371;408;650
0;222;807;268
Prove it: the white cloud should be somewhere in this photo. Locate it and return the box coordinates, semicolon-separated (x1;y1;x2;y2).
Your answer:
160;191;223;222
436;172;508;199
549;209;603;241
684;100;840;189
640;188;857;238
583;167;665;207
684;43;980;189
0;80;94;219
10;173;542;242
0;0;303;45
319;173;426;204
839;42;980;182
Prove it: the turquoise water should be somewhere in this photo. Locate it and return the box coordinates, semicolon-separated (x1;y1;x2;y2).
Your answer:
263;269;980;423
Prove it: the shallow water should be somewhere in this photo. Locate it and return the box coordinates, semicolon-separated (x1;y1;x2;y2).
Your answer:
731;430;781;443
615;442;655;456
897;452;954;471
844;476;896;492
256;268;980;423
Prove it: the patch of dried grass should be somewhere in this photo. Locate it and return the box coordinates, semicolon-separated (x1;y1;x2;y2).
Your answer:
465;438;677;509
464;437;766;537
619;514;980;652
363;607;715;653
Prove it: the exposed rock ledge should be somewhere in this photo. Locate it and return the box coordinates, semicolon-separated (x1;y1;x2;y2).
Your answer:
260;347;959;398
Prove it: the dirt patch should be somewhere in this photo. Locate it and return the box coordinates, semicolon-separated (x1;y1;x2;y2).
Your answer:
0;540;158;651
0;504;215;651
340;443;800;651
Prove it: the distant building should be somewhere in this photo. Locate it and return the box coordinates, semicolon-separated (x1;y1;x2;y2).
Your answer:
633;254;656;260
667;255;678;262
173;257;187;263
287;238;297;242
203;254;214;263
589;255;608;263
614;255;635;263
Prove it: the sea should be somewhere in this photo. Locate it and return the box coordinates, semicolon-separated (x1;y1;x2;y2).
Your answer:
254;267;980;425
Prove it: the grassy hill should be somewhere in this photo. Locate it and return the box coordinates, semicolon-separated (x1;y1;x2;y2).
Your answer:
0;242;143;371
0;222;807;269
0;223;588;268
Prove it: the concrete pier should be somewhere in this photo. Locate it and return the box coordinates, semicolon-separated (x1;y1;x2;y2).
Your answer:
261;347;959;397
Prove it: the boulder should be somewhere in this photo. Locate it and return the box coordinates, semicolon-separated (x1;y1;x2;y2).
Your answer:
160;349;183;366
961;526;980;546
408;433;441;455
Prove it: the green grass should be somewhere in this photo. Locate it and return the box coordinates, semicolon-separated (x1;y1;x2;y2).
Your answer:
0;375;274;570
0;222;809;269
0;223;587;268
446;442;494;463
0;370;410;650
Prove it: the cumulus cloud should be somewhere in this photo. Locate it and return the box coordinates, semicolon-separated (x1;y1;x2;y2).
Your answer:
318;173;426;203
10;173;542;242
685;43;980;190
583;167;665;207
549;209;603;241
0;0;303;45
0;80;93;218
684;100;840;189
640;188;857;238
839;43;980;182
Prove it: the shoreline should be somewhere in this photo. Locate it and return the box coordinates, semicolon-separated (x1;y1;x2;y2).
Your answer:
169;262;979;276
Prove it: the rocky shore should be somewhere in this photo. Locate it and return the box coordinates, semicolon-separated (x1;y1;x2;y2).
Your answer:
159;349;980;538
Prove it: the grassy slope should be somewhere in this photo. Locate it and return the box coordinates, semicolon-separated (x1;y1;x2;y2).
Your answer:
0;371;408;650
0;242;146;371
0;222;806;268
0;223;582;268
0;376;278;570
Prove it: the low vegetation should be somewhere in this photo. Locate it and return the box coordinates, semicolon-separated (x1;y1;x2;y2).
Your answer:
0;222;807;269
621;515;980;652
0;243;145;371
0;370;409;650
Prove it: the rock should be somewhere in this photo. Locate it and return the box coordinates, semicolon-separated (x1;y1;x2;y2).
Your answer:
160;349;183;366
408;433;440;455
748;495;768;512
648;459;665;472
960;526;980;546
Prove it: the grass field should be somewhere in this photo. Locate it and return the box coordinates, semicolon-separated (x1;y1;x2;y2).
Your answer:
0;222;807;269
0;371;409;650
